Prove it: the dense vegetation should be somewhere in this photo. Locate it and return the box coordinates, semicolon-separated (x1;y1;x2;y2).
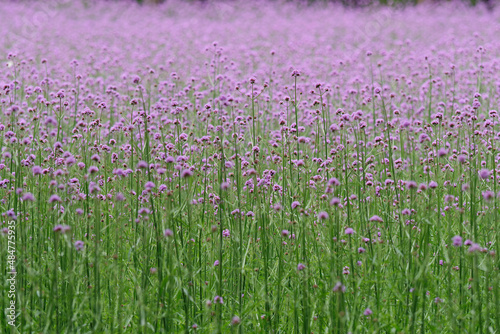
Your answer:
1;1;499;333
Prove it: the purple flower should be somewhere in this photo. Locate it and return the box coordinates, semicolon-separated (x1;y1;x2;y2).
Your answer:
32;166;42;175
214;260;220;266
328;177;340;186
333;282;345;293
369;215;383;222
164;229;173;237
53;224;70;234
330;197;341;206
468;243;482;253
479;169;490;180
437;148;448;157
181;169;193;178
345;227;354;235
222;229;230;237
137;161;148;169
482;190;494;201
22;192;35;201
406;181;417;190
297;263;306;271
88;166;99;174
138;207;150;215
49;195;62;203
231;316;241;326
318;211;329;220
74;240;84;251
89;182;101;194
363;308;373;316
452;235;462;247
291;201;300;209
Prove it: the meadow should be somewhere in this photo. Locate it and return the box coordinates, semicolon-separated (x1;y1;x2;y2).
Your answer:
0;1;500;333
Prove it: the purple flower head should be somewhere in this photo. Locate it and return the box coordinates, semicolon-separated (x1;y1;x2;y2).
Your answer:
452;235;462;247
164;229;173;237
479;169;490;180
74;240;84;251
214;260;220;267
437;148;448;157
291;201;300;209
297;263;306;271
406;181;417;190
181;169;193;178
345;227;355;235
222;229;230;237
333;282;346;293
369;215;383;222
89;182;101;194
138;207;150;215
88;166;99;174
53;224;70;234
328;177;340;186
482;190;494;201
468;243;482;253
32;166;42;175
318;211;329;220
363;308;373;316
22;192;35;201
49;194;62;203
231;316;241;326
429;181;438;189
330;197;341;206
137;161;148;169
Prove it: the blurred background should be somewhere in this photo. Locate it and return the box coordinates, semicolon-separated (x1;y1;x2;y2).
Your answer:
131;0;495;9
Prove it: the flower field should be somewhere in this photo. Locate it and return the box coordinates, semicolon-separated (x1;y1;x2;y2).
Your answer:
1;1;500;333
